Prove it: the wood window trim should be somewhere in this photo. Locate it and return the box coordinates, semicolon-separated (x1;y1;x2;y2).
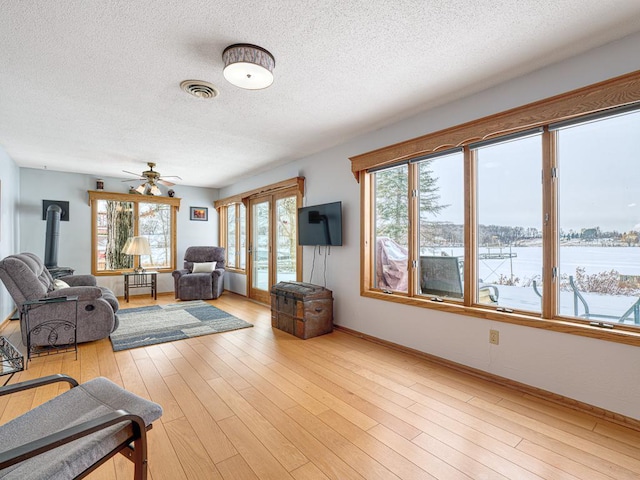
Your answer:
354;70;640;347
88;190;180;275
214;177;305;210
88;190;181;209
350;69;640;180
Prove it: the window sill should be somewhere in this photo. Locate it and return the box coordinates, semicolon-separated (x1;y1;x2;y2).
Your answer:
361;289;640;347
225;268;247;274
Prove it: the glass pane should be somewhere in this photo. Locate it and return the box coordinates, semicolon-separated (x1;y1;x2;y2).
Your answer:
139;202;172;269
239;203;246;270
418;152;464;300
96;199;134;271
276;196;297;283
252;200;270;291
557;109;640;327
227;206;237;268
374;164;409;293
475;133;543;312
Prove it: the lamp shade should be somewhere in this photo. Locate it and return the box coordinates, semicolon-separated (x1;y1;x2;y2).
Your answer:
122;236;151;256
222;44;275;90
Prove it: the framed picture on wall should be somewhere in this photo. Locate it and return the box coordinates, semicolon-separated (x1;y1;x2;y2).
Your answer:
190;207;208;221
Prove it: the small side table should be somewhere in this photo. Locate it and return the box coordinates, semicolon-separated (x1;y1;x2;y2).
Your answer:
0;336;24;385
123;271;158;302
21;295;79;362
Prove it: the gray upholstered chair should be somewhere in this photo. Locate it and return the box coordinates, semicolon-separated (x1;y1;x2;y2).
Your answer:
0;374;162;479
172;246;226;300
0;253;119;348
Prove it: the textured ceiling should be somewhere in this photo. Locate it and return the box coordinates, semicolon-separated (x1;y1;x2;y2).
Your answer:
2;1;640;188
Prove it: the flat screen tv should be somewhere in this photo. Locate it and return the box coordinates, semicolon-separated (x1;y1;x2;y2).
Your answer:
298;201;343;246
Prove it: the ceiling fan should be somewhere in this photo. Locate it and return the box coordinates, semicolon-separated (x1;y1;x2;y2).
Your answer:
122;162;182;196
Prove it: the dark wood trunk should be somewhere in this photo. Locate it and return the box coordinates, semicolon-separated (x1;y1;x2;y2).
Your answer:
270;282;333;339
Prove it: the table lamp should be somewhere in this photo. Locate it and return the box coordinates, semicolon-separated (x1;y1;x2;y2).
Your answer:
122;236;151;273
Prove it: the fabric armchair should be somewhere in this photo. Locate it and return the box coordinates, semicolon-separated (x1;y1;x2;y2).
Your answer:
172;246;226;300
0;253;119;347
0;374;162;479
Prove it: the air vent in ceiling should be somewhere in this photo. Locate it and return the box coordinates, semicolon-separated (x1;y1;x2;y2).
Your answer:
180;80;219;99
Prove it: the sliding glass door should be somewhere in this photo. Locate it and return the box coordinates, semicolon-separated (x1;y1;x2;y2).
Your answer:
248;192;301;304
249;197;271;303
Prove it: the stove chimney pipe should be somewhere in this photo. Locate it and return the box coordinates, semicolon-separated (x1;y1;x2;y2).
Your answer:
44;204;62;268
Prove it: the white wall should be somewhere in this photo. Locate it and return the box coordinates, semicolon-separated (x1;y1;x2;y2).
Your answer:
0;147;21;320
19;169;219;296
219;31;640;421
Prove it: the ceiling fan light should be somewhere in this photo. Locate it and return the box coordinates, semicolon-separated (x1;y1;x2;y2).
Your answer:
222;44;274;90
135;184;146;194
150;185;161;196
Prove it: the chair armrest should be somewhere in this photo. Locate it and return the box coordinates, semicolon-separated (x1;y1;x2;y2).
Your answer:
172;269;189;279
60;275;97;287
48;286;102;301
0;374;78;397
0;409;146;470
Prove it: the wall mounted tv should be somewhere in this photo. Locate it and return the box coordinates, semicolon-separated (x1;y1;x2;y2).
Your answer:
298;201;343;246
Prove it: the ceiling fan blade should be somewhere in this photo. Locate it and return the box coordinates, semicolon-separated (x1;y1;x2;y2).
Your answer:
160;175;182;180
122;169;144;177
158;179;175;187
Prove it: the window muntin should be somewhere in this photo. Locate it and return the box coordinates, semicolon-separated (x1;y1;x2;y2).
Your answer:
557;109;640;325
417;151;465;300
474;133;542;313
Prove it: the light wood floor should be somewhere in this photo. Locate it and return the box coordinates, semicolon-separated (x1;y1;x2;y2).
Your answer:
1;292;639;479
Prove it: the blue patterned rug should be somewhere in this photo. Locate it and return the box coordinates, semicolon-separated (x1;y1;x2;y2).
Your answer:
110;300;253;351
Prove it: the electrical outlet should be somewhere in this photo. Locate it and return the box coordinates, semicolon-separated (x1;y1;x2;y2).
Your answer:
489;329;500;345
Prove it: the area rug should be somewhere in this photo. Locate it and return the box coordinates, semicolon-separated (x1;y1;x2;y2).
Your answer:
110;300;253;351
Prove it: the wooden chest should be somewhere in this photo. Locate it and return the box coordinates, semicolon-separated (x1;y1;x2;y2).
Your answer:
270;282;333;339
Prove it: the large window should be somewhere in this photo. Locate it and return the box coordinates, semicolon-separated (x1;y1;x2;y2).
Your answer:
374;164;409;293
418;151;464;300
556;109;640;324
352;70;640;344
215;177;304;304
89;191;180;274
474;133;542;313
221;202;246;271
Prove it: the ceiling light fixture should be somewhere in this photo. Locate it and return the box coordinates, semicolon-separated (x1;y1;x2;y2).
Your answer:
222;44;275;90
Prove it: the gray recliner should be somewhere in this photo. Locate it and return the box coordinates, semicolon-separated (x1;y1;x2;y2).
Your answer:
172;246;226;300
0;253;119;347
